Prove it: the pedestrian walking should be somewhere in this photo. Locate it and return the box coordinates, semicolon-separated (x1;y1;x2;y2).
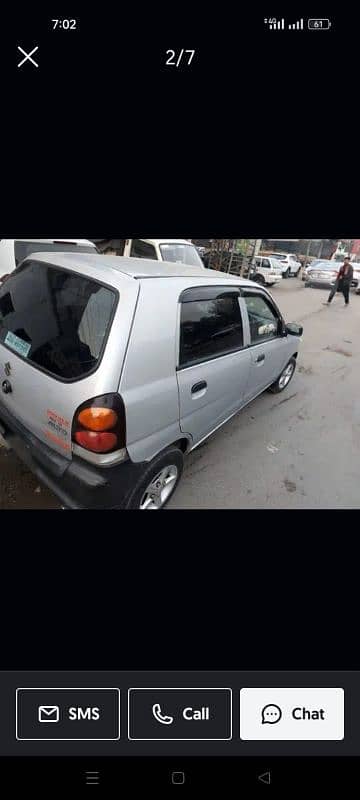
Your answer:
323;257;353;306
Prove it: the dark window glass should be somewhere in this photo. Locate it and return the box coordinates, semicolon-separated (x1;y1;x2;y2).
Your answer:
244;292;281;343
14;241;96;266
0;261;116;380
180;294;243;366
130;239;157;259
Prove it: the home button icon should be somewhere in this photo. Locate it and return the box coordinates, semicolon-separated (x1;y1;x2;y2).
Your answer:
171;771;185;784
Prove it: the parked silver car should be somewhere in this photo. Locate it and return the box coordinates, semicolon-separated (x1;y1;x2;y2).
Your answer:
304;260;359;289
0;254;302;509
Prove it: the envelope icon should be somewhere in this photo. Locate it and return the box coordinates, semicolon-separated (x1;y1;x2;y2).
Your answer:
38;705;60;723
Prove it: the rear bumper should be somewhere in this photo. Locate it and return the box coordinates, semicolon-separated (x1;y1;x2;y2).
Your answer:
305;279;358;290
305;279;335;289
0;402;146;509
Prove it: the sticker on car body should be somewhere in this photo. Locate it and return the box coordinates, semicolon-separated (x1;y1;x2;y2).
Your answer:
4;331;31;358
46;409;70;439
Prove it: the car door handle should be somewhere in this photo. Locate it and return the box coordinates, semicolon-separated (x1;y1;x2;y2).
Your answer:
191;381;207;394
256;354;265;363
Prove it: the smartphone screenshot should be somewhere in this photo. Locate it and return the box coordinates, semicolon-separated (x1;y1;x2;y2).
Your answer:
0;7;358;793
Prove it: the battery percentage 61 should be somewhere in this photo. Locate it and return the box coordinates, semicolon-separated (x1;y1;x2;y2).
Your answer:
308;19;331;29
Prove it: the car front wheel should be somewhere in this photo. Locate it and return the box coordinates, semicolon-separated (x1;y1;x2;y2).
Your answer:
268;357;296;394
125;446;184;509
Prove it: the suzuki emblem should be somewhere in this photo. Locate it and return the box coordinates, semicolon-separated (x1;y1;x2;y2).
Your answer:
4;362;11;376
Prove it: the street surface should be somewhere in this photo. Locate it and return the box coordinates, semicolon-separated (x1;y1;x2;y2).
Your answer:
0;279;359;508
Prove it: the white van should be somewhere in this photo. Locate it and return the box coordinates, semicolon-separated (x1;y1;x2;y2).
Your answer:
0;239;97;281
97;239;205;268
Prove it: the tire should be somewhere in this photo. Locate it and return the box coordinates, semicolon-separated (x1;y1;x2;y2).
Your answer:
252;274;265;286
304;282;310;288
267;283;275;287
283;268;290;279
267;357;297;394
125;446;184;510
295;268;301;277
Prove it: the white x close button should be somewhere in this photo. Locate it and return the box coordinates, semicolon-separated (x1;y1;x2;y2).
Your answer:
17;46;39;69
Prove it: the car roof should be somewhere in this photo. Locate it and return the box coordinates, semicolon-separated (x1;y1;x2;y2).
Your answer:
2;238;96;245
24;252;258;285
267;252;295;257
142;239;195;246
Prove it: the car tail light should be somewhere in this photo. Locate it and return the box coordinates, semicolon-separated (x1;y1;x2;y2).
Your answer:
78;407;118;431
72;393;126;454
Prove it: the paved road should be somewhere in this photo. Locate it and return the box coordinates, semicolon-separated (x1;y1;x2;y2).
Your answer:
1;279;359;508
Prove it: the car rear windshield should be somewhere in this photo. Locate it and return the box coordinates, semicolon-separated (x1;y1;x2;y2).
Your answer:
0;261;117;380
14;241;96;266
159;243;204;267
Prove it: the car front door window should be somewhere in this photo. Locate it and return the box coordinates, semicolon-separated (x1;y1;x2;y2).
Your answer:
243;292;282;344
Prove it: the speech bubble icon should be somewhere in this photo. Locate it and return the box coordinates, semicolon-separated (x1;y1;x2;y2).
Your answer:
261;704;282;724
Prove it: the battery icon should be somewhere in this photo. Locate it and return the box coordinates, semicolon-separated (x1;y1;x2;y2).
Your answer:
308;19;331;29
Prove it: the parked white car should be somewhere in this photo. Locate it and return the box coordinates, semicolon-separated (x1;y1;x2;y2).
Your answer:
264;252;302;278
0;239;97;281
96;238;205;268
248;256;283;287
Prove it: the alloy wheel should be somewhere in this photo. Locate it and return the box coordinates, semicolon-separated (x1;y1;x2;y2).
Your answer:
139;465;179;510
278;363;294;389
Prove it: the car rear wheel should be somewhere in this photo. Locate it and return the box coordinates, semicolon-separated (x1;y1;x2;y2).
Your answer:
284;268;290;279
125;446;184;509
295;268;301;277
252;274;265;286
268;357;296;394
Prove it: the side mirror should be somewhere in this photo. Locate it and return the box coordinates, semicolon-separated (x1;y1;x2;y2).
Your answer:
285;322;303;336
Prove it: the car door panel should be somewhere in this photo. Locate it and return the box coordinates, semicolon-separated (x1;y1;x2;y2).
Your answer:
176;287;252;445
177;348;252;444
242;289;291;401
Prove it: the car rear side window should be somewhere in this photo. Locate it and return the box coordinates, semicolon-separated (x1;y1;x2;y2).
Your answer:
179;292;243;367
0;261;117;380
14;241;96;266
243;291;281;343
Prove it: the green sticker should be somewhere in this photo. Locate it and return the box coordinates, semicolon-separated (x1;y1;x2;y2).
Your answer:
5;331;31;358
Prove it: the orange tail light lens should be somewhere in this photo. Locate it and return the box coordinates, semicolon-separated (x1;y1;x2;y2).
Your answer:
78;407;118;432
72;394;126;455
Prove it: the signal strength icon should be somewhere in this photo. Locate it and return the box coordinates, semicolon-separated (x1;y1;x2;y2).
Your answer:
288;19;304;30
264;18;285;30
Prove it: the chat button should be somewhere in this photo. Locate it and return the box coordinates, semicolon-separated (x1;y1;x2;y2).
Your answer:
240;688;344;740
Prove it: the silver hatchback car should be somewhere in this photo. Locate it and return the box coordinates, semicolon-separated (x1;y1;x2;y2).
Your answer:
0;254;303;509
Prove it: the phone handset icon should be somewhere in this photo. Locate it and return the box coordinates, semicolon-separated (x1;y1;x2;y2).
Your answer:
152;703;174;725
